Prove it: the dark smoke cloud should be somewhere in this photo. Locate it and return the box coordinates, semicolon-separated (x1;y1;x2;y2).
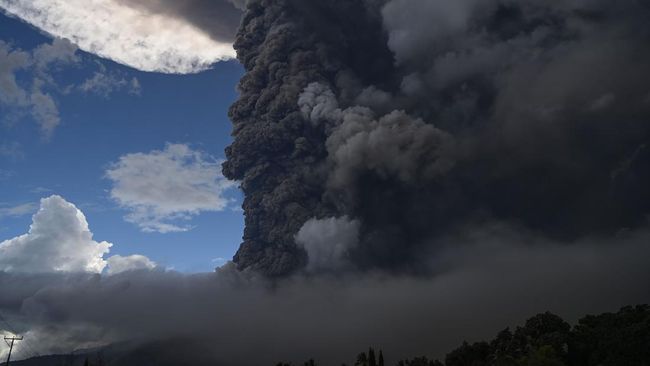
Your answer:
113;0;243;42
224;0;650;275
223;0;398;276
2;225;649;365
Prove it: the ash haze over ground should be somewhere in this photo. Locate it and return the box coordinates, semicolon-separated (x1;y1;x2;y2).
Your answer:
1;0;650;365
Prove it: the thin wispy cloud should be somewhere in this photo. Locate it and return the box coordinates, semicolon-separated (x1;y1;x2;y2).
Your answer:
0;39;76;139
0;39;141;139
30;187;53;194
0;142;24;160
0;202;37;219
0;169;13;180
77;63;141;98
78;73;141;98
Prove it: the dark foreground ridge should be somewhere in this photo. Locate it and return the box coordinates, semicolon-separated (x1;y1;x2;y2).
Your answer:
273;305;650;366
12;305;650;366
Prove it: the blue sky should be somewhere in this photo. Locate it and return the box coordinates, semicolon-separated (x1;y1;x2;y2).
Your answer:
0;12;246;272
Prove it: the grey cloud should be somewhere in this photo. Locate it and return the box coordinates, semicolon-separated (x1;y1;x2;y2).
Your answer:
0;39;77;138
28;84;60;139
298;82;342;127
78;69;141;98
0;169;13;180
31;38;79;69
354;86;393;112
222;0;650;275
0;141;24;160
0;41;30;105
226;0;248;11
113;0;243;43
1;225;649;364
5;1;649;362
295;216;360;272
325;109;456;190
381;0;485;64
223;0;397;275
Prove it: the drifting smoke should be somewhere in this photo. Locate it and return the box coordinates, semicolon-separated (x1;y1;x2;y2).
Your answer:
1;227;650;365
295;216;360;272
224;0;650;276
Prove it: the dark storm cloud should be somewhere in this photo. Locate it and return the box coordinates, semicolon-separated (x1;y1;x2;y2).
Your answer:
223;0;650;275
1;225;649;365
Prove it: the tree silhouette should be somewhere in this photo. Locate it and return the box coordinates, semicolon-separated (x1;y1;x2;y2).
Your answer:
268;305;649;366
445;341;490;366
368;348;377;366
524;345;566;366
569;305;650;366
355;352;368;366
397;357;442;366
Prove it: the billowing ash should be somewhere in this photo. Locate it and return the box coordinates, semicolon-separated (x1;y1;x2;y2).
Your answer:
223;0;396;275
224;0;650;276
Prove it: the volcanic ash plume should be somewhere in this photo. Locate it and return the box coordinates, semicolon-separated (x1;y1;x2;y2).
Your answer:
223;0;396;275
2;1;650;364
224;0;650;276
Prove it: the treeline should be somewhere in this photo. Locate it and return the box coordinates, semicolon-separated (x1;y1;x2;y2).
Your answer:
275;305;650;366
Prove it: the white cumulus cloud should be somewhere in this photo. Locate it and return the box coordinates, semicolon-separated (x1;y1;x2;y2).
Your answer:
0;195;112;273
106;143;237;233
0;0;236;74
0;195;156;275
106;255;157;275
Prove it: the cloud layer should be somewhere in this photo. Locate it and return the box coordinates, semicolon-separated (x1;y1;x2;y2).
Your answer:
0;0;240;73
106;144;237;233
1;224;649;364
